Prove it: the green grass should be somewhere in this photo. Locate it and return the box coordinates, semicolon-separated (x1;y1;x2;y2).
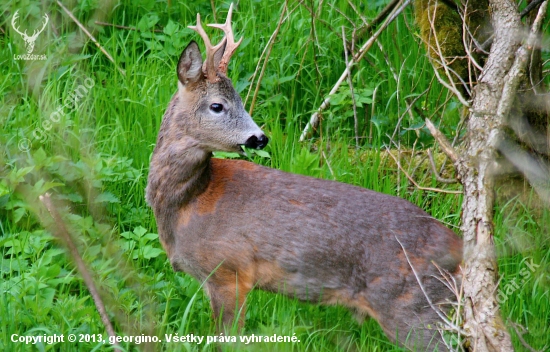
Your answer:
1;0;549;351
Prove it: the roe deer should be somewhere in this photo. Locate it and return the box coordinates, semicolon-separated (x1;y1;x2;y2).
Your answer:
146;4;463;351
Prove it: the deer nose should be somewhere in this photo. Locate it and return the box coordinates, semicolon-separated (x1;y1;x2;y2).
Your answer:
244;134;269;149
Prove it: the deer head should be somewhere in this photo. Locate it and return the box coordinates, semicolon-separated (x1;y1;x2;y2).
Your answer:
11;10;49;54
172;3;268;153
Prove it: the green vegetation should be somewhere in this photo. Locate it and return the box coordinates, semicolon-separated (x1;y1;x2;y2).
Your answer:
1;1;548;351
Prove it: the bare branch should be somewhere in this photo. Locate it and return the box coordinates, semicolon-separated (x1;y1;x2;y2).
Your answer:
508;320;548;352
497;137;550;205
520;0;547;18
385;145;462;194
94;21;164;33
394;235;467;334
428;149;458;183
321;150;336;180
496;0;548;123
354;0;400;44
425;118;459;163
39;193;121;352
57;1;126;76
424;4;471;104
342;26;359;148
245;1;290;115
299;0;412;141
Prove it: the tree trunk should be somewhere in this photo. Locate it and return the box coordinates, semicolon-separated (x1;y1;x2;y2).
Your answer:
457;0;521;351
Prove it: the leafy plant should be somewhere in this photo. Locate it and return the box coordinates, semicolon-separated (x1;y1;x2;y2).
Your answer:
119;226;164;261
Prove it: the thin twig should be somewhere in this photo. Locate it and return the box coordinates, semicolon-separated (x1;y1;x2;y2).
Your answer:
385;145;462;194
354;0;400;45
428;149;458;184
478;0;546;52
300;0;412;141
425;118;459;164
311;0;323;79
210;0;218;22
94;21;164;33
342;26;359;148
508;319;547;352
329;3;355;28
394;235;467;334
245;1;289;114
496;0;548;123
459;1;486;72
368;85;378;144
432;262;466;352
299;1;341;43
57;1;126;76
520;0;547;18
39;193;121;351
425;4;471;104
321;151;336;180
347;0;369;28
375;38;403;145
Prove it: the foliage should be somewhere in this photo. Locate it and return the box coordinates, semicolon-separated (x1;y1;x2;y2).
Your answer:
0;0;548;351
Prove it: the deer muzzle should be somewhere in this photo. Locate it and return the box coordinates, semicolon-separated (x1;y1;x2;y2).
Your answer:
244;134;269;149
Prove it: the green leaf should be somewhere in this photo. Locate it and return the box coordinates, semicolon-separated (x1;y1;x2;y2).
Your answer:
33;148;48;167
213;151;241;159
137;14;159;32
329;92;349;106
133;226;147;238
143;233;159;241
277;74;296;84
142;246;164;259
33;179;64;195
252;149;271;158
57;193;83;203
13;207;27;223
9;166;34;184
120;231;132;239
163;20;178;36
3;259;29;273
354;94;373;107
120;240;136;252
94;192;120;203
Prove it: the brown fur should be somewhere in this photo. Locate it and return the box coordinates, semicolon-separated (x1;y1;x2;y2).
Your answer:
146;41;463;351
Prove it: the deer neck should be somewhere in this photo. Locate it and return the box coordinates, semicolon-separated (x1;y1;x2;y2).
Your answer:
146;116;214;250
147;135;212;211
146;130;212;248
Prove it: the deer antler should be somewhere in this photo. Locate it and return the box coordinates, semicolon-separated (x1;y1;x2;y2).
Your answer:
207;3;243;75
188;3;243;81
11;10;26;37
188;13;227;82
28;14;49;41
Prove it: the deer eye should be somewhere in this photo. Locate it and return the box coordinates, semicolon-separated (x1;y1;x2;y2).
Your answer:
209;103;224;113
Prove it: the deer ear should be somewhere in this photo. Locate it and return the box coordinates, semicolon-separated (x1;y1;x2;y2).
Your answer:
177;41;203;85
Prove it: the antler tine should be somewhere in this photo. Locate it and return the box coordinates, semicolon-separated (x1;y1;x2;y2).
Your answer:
11;10;27;37
188;13;226;82
207;3;243;74
30;14;49;40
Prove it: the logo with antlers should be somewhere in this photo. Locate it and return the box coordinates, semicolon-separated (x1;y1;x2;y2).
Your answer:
12;10;49;54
